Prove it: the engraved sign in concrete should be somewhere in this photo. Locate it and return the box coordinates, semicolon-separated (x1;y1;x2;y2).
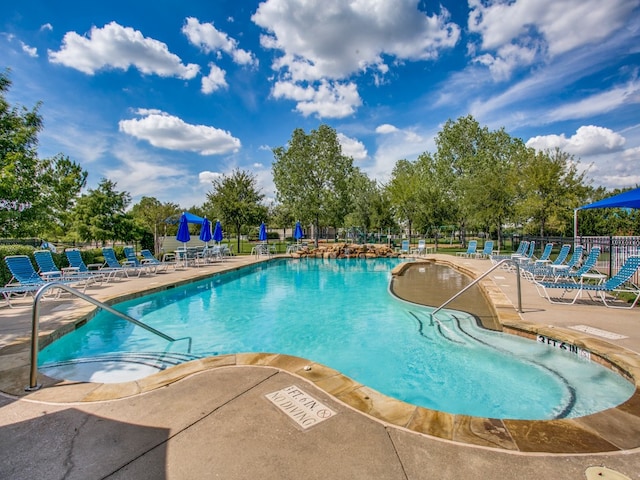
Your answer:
569;324;627;340
265;385;336;429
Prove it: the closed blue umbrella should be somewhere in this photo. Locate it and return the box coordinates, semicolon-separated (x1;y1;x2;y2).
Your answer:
199;217;212;245
294;221;303;242
212;220;223;243
259;222;267;242
176;213;190;244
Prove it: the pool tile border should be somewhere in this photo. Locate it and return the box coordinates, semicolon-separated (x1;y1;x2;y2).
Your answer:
1;256;639;453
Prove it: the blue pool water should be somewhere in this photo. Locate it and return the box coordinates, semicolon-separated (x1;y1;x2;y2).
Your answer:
39;258;634;420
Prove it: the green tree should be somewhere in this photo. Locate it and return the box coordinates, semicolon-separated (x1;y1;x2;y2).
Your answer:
413;152;456;239
272;125;355;244
205;169;266;253
72;178;134;245
386;159;422;239
517;148;589;237
38;154;88;239
131;196;180;254
269;202;295;241
434;115;489;243
0;70;44;237
344;169;379;239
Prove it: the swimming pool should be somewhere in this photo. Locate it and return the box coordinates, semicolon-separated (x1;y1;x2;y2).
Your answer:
39;257;634;420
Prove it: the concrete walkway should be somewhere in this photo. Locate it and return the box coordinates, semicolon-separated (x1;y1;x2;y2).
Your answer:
1;254;639;479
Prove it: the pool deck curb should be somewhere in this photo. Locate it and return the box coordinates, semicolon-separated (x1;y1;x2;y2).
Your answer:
2;253;640;479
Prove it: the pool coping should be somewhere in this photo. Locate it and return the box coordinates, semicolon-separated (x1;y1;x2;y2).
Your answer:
1;255;639;454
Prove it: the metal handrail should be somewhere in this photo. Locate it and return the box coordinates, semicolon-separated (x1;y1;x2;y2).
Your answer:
26;281;189;391
430;258;521;323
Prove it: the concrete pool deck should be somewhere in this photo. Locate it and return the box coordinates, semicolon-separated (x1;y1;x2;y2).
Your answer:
0;253;639;479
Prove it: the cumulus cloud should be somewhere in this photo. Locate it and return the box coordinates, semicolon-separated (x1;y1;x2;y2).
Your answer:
526;125;626;155
48;21;199;79
198;170;223;185
376;124;400;134
21;42;38;58
109;147;186;198
182;17;258;66
272;80;362;118
252;0;459;117
337;133;368;160
467;0;637;79
253;0;459;81
201;63;227;94
119;110;241;155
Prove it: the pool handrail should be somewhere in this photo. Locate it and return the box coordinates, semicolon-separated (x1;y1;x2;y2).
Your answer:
27;281;192;391
430;258;521;323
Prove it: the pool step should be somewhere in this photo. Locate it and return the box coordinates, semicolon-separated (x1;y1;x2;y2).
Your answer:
39;351;207;383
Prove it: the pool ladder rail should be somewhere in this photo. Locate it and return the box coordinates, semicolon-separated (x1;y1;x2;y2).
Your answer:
26;281;193;392
430;258;522;324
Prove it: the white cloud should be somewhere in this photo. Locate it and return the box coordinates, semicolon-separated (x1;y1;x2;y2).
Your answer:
201;63;228;94
366;125;434;182
337;133;367;160
21;41;38;58
467;0;638;78
376;124;400;134
253;0;459;81
48;21;199;79
272;80;362;118
198;170;223;185
119;110;241;155
109;147;186;198
526;125;626;156
544;78;640;123
182;17;258;66
252;0;459;118
40;23;53;32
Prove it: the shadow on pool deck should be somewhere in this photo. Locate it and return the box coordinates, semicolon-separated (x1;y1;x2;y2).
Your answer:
1;253;639;479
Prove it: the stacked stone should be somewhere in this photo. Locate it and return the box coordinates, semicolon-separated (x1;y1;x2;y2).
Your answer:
290;243;401;259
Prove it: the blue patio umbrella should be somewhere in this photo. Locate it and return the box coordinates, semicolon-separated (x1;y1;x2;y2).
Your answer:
212;220;223;243
199;217;212;245
259;222;268;242
176;213;191;245
294;221;303;242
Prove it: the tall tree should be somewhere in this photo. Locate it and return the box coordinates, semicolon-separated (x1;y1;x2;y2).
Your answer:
434;115;489;243
272;124;355;244
72;178;133;245
39;154;88;239
386;159;422;239
131;196;180;254
517;148;589;237
205;169;266;253
0;70;44;237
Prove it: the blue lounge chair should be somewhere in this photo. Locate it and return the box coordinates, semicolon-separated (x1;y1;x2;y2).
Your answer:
33;250;102;290
3;255;76;301
65;248;120;282
553;247;601;282
140;249;176;271
400;239;410;254
456;240;477;257
521;244;571;281
124;246;157;274
534;255;640;308
491;240;528;264
474;240;494;259
102;247;149;277
534;243;554;264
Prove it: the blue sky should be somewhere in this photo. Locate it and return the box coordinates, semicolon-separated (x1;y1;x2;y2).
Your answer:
2;0;639;209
